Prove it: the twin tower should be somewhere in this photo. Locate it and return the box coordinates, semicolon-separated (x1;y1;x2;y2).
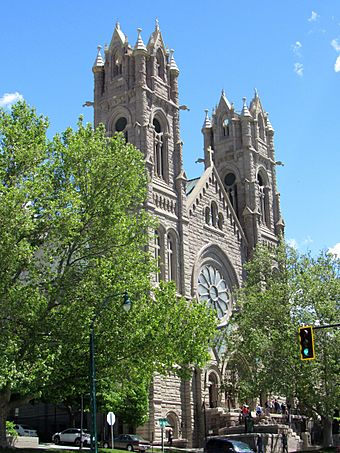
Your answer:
91;21;284;446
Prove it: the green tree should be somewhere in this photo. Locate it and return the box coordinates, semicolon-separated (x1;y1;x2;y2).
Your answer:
0;102;217;447
224;243;339;446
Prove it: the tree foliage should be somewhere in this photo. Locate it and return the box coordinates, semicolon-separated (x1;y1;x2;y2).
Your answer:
223;242;339;445
0;102;217;446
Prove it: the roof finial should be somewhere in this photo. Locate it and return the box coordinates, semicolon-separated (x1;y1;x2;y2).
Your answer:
241;97;251;118
202;109;212;129
254;87;259;98
116;21;120;29
221;88;225;97
93;45;104;69
134;28;147;52
169;49;179;73
155;18;159;30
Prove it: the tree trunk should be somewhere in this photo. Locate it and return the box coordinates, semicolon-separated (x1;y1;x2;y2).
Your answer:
322;416;333;447
0;397;10;448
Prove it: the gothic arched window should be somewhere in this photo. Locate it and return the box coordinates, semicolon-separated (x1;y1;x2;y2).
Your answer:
167;234;177;283
205;206;211;225
257;172;270;227
211;202;218;227
223;118;231;137
154;230;161;283
115;116;128;142
112;52;122;77
156;48;165;79
224;172;238;216
258;114;265;140
153;118;166;180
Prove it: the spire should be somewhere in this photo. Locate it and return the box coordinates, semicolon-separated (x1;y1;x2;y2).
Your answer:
241;97;251;118
147;18;166;51
169;49;179;74
202;109;212;129
134;28;147;53
217;89;231;112
109;21;126;49
93;45;104;71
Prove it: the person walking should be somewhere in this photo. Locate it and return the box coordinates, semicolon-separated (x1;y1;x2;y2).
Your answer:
167;429;173;446
281;432;288;453
256;435;263;453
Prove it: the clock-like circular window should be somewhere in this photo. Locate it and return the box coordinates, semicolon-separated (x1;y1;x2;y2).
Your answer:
197;265;230;320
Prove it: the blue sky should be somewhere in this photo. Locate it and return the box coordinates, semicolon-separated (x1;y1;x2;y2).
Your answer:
1;0;339;257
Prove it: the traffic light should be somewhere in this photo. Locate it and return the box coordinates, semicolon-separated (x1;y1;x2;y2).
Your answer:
298;325;315;360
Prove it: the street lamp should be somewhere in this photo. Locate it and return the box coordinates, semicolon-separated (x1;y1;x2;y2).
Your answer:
89;291;131;453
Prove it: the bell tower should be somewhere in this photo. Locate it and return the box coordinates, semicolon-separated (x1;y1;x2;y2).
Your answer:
92;21;188;295
201;90;284;251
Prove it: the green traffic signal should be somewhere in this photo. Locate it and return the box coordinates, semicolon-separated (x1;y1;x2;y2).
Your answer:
298;325;315;360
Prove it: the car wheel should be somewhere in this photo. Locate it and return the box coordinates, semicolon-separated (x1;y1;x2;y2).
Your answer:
74;438;81;446
54;436;60;445
127;445;134;452
103;442;109;448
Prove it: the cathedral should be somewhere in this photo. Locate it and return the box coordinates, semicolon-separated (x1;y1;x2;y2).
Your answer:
92;21;284;448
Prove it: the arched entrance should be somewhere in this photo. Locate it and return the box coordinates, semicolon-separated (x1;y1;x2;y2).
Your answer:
166;411;179;439
208;372;219;408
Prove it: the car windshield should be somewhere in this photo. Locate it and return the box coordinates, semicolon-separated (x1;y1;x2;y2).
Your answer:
130;435;145;441
232;441;253;452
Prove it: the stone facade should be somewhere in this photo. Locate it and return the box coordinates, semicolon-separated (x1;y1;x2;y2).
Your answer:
92;21;284;448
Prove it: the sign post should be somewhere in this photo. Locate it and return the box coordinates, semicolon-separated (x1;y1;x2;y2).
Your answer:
106;412;116;450
158;418;168;453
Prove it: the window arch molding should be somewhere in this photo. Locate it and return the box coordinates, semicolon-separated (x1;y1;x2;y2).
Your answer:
108;107;132;139
191;243;240;301
111;47;123;78
221;115;232;138
151;109;169;182
256;167;270;227
222;166;240;216
155;47;166;80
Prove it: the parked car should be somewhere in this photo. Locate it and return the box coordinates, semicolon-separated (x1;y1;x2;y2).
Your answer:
102;434;150;451
52;428;91;446
14;424;38;437
204;437;254;453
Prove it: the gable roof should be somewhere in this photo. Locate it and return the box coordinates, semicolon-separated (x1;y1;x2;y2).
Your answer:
186;166;247;245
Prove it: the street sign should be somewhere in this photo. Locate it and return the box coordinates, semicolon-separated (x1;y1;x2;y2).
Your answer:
107;412;116;426
158;418;169;428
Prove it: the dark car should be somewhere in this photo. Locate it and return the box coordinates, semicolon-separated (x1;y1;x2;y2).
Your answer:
103;434;150;451
205;437;254;453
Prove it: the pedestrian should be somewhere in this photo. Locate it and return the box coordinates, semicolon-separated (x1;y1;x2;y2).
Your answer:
167;429;173;446
274;399;281;413
281;432;288;453
256;435;263;453
256;405;263;417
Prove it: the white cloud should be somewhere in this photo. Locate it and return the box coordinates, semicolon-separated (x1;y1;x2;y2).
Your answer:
334;55;340;72
308;11;319;22
287;239;298;249
294;62;304;77
331;39;340;52
0;92;24;108
292;41;302;56
328;242;340;258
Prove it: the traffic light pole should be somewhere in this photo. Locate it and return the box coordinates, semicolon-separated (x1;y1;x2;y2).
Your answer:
313;323;340;330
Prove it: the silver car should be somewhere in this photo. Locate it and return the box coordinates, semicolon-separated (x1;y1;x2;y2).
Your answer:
52;428;91;446
14;424;38;437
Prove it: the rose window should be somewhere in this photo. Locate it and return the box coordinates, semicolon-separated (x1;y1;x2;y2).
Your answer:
197;265;230;320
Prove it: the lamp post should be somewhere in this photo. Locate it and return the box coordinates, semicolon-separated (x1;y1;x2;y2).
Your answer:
89;292;131;453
